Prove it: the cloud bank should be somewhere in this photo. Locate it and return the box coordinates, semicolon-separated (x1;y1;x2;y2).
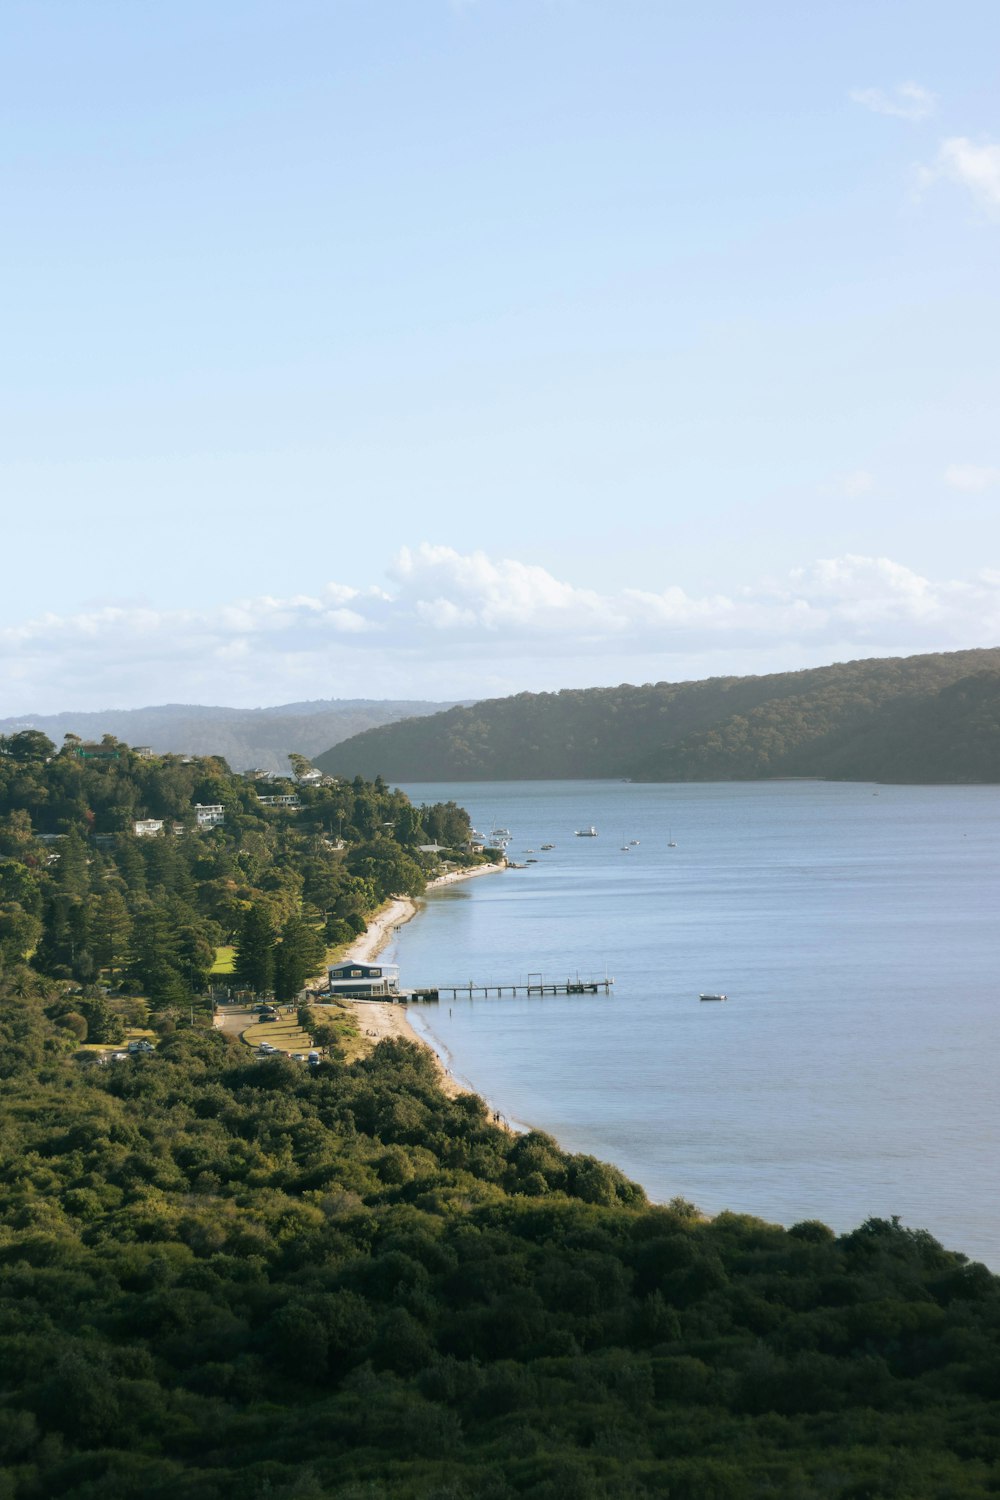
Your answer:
945;464;1000;492
2;545;998;714
850;82;936;122
921;136;1000;213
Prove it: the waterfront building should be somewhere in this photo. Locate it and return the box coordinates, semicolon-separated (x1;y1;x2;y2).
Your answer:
325;961;399;998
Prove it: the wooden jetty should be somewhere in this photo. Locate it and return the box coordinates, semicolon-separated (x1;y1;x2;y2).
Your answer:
403;976;614;1003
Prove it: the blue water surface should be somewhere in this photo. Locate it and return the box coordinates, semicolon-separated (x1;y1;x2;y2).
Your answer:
385;780;1000;1267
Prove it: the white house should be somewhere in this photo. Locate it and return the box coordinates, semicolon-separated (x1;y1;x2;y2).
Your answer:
194;803;225;827
257;794;301;809
133;818;164;837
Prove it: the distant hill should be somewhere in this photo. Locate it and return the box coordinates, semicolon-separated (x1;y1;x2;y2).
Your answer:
315;649;1000;784
0;698;461;773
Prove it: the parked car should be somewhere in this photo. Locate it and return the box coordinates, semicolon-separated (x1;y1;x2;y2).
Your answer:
257;1042;277;1055
308;1050;321;1066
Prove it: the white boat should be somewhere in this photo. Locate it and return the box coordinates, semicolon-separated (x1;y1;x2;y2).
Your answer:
699;993;727;1002
575;827;598;837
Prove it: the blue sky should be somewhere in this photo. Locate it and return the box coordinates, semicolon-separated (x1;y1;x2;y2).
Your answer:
2;0;999;711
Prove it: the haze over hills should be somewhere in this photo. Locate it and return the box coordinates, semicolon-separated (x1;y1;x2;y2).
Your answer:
0;698;462;774
315;649;1000;785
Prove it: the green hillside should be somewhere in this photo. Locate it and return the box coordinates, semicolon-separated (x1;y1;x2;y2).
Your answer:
315;649;1000;784
3;725;1000;1497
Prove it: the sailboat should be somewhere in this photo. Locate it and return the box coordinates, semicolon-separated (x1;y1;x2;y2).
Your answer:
667;829;677;847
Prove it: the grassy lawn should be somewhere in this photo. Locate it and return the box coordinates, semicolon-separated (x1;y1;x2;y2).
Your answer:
211;945;236;975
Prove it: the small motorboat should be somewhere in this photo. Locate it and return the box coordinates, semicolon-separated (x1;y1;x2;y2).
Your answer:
540;843;554;850
699;993;728;1002
575;827;598;837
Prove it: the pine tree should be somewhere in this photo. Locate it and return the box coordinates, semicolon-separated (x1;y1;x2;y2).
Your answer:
233;904;277;996
274;914;326;1001
92;887;132;983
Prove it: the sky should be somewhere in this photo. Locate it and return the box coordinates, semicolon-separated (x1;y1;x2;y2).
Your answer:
2;0;999;712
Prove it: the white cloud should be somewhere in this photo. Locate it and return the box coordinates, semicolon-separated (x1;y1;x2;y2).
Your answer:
945;464;1000;492
1;546;998;713
842;470;875;497
921;136;1000;213
850;82;936;122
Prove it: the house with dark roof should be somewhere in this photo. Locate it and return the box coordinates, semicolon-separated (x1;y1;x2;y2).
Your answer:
326;961;399;998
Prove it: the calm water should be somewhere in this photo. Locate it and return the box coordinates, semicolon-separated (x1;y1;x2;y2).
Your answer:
388;781;1000;1267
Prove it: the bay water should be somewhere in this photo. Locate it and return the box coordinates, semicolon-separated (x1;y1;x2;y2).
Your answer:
388;780;1000;1267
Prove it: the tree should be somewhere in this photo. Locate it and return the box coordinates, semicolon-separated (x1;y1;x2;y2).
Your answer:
233;903;277;995
0;730;55;763
79;996;125;1045
91;887;132;983
347;839;425;901
274;915;327;1001
0;903;41;970
129;903;189;1009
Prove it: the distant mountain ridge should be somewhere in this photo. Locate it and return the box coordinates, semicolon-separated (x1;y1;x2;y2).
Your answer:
314;649;1000;784
0;698;462;773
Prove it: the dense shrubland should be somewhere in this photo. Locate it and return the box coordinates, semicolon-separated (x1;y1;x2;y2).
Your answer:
0;983;999;1498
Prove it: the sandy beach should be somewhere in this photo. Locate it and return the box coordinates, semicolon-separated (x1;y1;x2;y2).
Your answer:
333;861;506;1097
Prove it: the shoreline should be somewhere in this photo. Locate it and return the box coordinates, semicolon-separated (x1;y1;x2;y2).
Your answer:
339;861;507;1100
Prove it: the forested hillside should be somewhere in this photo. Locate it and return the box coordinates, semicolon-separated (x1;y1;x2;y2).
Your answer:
0;730;478;1007
2;733;1000;1497
316;649;1000;784
0;697;461;774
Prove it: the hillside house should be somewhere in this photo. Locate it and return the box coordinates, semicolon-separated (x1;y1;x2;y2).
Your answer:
194;803;225;827
133;818;164;837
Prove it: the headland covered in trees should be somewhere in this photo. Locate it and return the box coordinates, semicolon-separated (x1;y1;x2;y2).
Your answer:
316;647;1000;784
2;732;1000;1497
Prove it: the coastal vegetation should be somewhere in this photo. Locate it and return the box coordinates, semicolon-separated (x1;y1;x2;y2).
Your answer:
0;729;480;1008
1;732;999;1497
2;980;1000;1497
315;647;1000;784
